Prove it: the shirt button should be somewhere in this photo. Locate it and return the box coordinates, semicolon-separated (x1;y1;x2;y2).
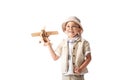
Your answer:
73;55;75;57
73;63;75;65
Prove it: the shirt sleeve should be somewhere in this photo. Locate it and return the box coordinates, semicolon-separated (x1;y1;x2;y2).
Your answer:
55;39;65;56
83;40;91;56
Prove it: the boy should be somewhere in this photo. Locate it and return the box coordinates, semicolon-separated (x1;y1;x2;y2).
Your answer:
43;16;91;80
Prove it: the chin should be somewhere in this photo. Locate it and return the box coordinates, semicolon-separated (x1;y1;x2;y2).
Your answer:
68;35;75;38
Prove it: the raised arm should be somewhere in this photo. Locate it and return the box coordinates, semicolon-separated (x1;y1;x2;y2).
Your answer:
43;38;59;61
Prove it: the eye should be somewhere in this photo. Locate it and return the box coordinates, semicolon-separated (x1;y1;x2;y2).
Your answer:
72;26;79;28
66;26;70;28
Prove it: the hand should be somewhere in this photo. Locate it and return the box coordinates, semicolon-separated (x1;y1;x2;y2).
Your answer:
40;37;51;46
74;67;82;74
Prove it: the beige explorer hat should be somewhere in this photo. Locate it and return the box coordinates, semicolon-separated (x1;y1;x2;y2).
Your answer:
62;16;83;32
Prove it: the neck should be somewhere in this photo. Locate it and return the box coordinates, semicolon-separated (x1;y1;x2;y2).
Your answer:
68;34;80;39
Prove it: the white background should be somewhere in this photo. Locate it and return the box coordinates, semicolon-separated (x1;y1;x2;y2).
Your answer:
0;0;120;80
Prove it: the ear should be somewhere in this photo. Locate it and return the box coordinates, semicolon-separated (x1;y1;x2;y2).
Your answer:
78;28;82;33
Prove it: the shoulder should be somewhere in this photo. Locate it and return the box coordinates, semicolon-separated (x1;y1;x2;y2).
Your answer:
81;38;90;45
58;39;67;46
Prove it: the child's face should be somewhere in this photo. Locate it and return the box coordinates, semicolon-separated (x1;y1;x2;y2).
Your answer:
65;21;81;38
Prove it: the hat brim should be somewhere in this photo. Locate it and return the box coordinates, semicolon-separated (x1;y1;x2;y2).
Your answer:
62;20;83;32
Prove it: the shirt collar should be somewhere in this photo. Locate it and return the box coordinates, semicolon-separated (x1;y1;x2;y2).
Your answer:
67;35;82;43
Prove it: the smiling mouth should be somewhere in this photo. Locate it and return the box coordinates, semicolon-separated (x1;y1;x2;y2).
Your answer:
68;31;74;34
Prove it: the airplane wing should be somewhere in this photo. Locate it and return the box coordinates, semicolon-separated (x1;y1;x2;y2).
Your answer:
31;32;41;37
31;31;58;37
46;31;58;36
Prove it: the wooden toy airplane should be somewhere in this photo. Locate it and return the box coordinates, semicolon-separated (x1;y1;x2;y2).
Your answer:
31;27;58;43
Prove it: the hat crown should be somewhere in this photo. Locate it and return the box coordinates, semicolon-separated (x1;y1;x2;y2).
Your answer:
65;16;81;23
